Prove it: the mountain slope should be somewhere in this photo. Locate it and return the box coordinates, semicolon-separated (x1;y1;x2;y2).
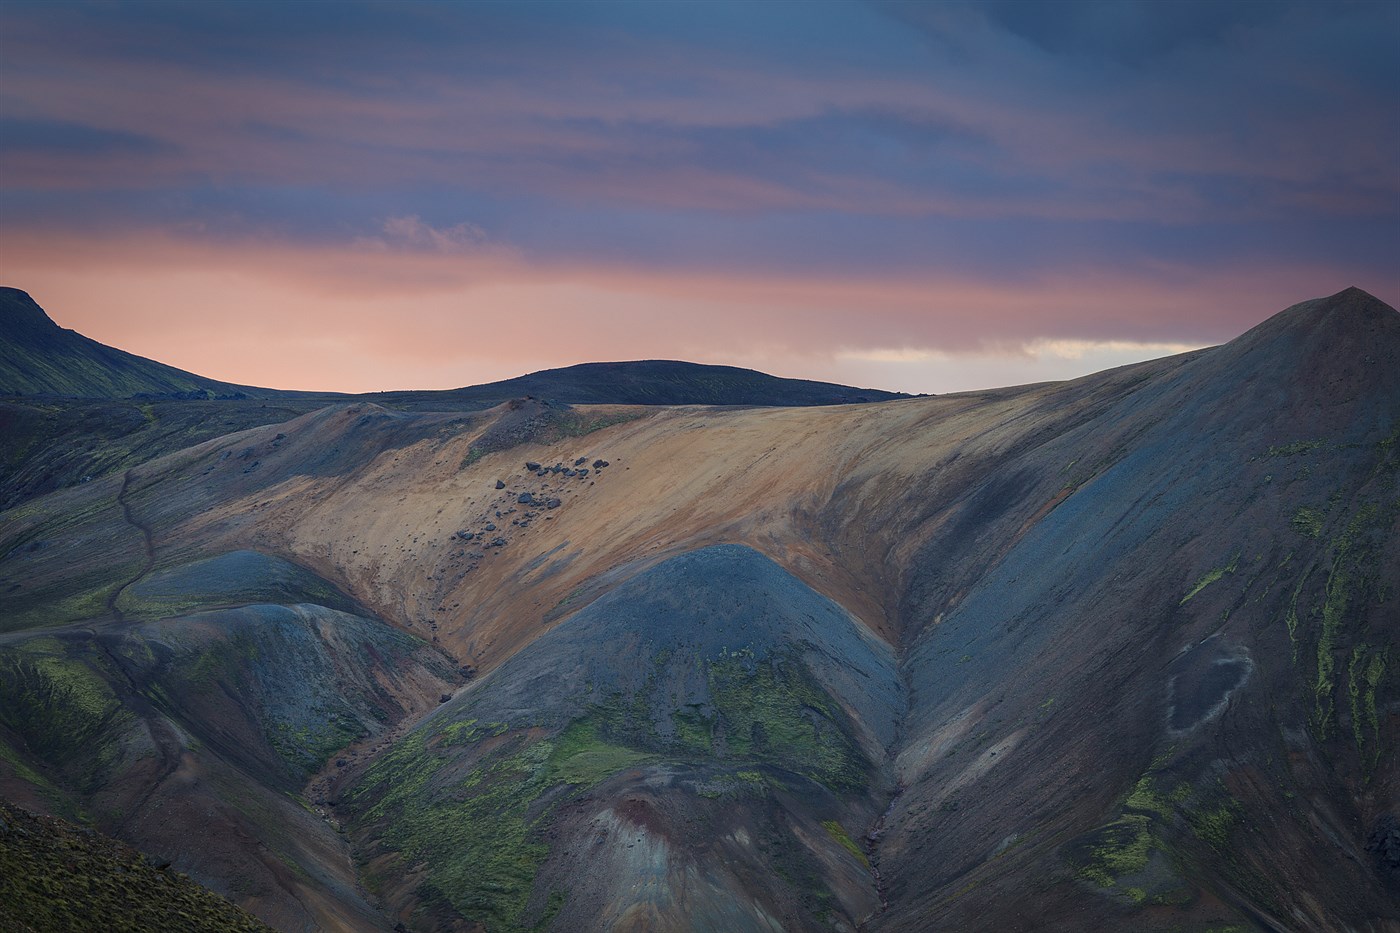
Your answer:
0;800;274;933
0;287;1395;932
0;287;278;400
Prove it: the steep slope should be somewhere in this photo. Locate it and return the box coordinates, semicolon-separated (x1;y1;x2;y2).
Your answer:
0;288;278;400
873;286;1400;931
0;287;1395;931
0;800;274;933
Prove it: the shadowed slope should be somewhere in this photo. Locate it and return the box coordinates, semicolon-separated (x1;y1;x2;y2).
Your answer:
0;800;274;933
0;288;280;401
874;286;1400;931
344;545;902;931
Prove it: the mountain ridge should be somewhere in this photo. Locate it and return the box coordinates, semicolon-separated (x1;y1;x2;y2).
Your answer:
0;285;909;406
0;286;1396;932
0;287;284;401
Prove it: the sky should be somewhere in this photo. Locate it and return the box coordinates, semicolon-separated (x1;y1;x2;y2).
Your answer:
1;0;1397;394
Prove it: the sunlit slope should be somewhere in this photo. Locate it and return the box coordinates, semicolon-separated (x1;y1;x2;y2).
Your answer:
1;287;1396;931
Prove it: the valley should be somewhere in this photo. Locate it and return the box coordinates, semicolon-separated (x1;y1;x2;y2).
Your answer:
1;287;1397;932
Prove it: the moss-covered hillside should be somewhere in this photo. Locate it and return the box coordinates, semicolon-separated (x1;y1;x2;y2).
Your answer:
0;800;274;933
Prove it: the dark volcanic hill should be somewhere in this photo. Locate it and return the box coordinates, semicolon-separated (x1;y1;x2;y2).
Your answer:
368;359;910;409
0;287;280;401
0;286;1396;933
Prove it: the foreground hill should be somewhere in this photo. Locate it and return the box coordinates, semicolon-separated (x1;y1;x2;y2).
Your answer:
0;287;1395;931
0;800;274;933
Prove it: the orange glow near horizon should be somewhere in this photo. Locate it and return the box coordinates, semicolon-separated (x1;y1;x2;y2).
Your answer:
3;230;1384;396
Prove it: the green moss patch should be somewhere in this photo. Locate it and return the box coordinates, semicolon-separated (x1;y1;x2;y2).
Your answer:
548;719;656;786
821;819;870;868
1180;553;1239;604
1348;646;1387;775
0;640;128;786
1291;506;1325;538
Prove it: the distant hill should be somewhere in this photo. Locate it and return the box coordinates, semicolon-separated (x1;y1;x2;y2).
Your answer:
0;287;908;406
0;287;279;400
369;360;911;409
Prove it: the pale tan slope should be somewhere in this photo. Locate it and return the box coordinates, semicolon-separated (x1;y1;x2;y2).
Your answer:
155;370;1125;677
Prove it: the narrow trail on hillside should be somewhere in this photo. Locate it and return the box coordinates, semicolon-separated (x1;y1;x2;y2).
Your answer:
106;468;156;622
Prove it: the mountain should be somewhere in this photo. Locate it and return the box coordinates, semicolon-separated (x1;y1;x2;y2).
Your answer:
0;287;278;401
0;287;1396;932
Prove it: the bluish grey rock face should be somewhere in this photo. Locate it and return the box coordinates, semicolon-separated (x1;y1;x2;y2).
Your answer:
442;543;900;751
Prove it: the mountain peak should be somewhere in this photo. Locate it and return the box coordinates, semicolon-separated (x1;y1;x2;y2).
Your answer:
0;287;61;341
1269;284;1393;331
1200;286;1399;424
1222;285;1397;357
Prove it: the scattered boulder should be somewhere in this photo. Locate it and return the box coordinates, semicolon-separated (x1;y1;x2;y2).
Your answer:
439;694;452;704
577;468;589;477
457;531;474;541
525;461;541;471
490;536;508;548
574;457;587;466
546;498;562;509
495;480;505;489
593;459;609;468
518;492;536;505
335;759;347;769
484;522;496;532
